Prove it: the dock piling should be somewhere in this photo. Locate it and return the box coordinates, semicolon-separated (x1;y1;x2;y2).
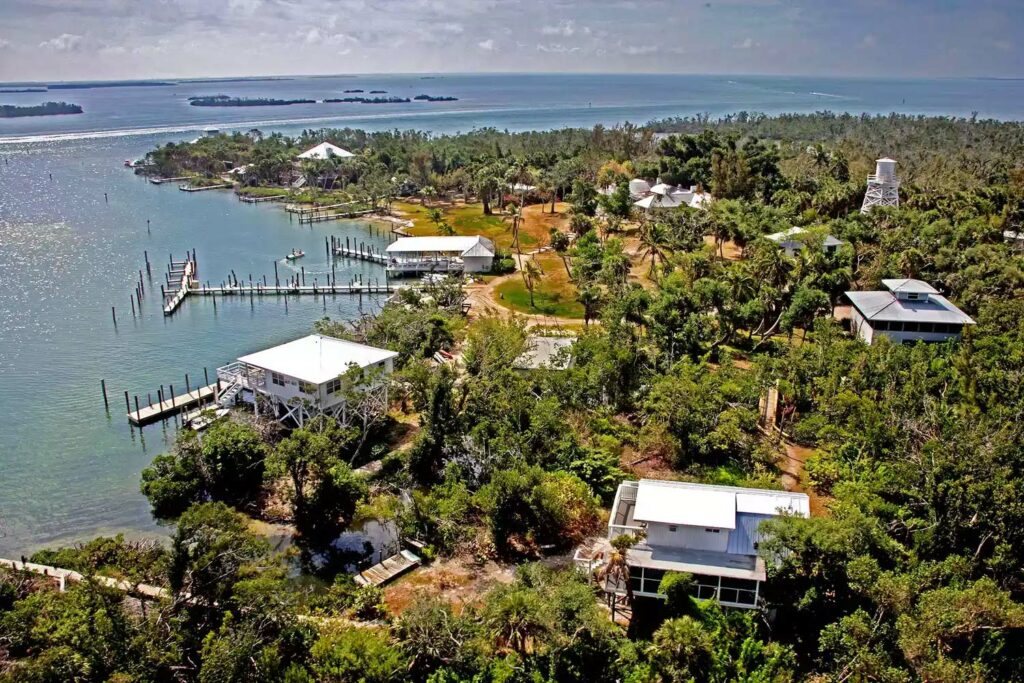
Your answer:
123;390;130;415
101;380;109;410
111;306;117;327
130;294;136;318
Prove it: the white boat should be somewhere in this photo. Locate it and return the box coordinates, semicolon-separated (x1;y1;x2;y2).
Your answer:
285;249;305;261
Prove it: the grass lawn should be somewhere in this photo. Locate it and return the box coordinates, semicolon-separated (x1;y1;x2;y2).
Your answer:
494;252;583;318
393;200;569;251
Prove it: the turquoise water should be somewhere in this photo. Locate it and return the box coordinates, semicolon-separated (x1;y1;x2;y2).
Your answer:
0;73;1022;555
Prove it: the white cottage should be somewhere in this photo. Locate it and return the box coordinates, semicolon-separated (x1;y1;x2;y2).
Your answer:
765;226;844;257
846;279;975;345
216;335;396;426
606;479;809;608
385;235;495;275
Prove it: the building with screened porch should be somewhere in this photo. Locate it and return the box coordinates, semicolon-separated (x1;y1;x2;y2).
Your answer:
605;479;809;609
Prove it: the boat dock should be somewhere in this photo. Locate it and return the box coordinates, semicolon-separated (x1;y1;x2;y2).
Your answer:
179;183;229;192
286;200;361;215
335;246;387;264
163;255;197;315
299;208;374;224
239;193;289;203
190;282;394;296
149;176;190;185
127;383;220;426
354;550;422;587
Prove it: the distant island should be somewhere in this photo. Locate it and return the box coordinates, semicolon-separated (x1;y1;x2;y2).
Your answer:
414;94;459;102
369;90;388;94
49;81;175;89
343;89;364;93
0;101;83;118
0;88;47;94
324;96;411;104
188;95;316;107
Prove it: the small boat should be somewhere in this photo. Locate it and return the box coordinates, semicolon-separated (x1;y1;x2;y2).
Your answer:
285;249;305;261
123;159;133;167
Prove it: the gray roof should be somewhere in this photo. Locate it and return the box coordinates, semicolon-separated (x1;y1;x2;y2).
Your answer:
882;278;938;294
845;290;976;325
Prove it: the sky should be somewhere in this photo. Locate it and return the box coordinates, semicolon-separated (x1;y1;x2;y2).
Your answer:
0;0;1020;82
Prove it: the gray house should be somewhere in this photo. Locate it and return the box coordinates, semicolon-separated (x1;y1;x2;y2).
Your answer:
846;279;975;345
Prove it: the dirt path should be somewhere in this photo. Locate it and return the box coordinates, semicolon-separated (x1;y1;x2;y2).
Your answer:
777;439;829;517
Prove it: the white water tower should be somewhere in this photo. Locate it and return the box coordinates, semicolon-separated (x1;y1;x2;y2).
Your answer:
861;157;900;212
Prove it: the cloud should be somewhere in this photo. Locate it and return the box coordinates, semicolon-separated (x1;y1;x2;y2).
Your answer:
861;34;878;48
541;21;576;37
621;44;658;55
537;43;580;53
301;27;357;45
993;40;1012;52
478;38;495;50
0;38;10;50
733;37;759;49
39;33;84;52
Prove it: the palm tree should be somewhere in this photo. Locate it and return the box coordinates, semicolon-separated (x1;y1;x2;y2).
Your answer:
577;286;602;327
549;229;572;278
484;588;549;655
638;220;672;281
522;258;543;309
597;533;643;615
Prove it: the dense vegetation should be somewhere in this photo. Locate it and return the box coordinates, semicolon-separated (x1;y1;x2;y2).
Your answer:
6;112;1024;681
188;96;316;107
414;94;458;102
325;96;412;104
0;101;82;117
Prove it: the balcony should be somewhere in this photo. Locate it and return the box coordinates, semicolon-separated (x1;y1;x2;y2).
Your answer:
216;362;266;390
608;480;644;539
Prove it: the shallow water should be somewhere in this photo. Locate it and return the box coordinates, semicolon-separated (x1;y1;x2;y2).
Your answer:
0;73;1021;556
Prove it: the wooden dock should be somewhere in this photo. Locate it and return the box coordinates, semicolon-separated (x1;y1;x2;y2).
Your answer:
335;246;387;264
128;383;219;426
239;193;288;203
179;183;229;192
299;208;374;224
354;550;422;587
163;257;197;315
191;282;394;296
149;176;190;185
286;200;361;215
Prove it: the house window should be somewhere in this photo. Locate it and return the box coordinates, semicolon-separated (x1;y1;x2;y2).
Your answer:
326;377;342;395
906;292;921;301
704;528;720;534
874;321;889;331
668;525;678;532
271;372;285;387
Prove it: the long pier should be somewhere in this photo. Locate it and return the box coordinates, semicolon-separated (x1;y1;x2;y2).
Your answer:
163;255;197;315
299;208;374;224
128;383;220;426
335;246;387;264
179;183;229;192
190;282;394;296
239;193;289;203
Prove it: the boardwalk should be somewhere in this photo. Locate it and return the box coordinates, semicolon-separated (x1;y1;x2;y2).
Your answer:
179;183;229;192
299;208;374;224
0;557;170;600
239;193;288;203
190;282;394;296
354;550;422;587
128;383;219;425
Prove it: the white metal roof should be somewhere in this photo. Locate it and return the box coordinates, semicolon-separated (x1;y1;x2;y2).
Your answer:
514;336;574;370
297;142;354;160
845;290;976;325
635;193;686;210
631;480;809;530
238;335;397;384
766;226;844;248
385;235;495;257
882;278;939;294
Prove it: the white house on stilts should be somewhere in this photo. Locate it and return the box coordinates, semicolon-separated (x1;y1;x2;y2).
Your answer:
216;335;396;426
598;479;809;609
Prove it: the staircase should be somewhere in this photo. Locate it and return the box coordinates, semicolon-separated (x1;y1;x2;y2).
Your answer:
217;382;242;408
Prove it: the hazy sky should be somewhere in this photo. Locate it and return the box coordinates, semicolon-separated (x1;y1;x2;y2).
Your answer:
0;0;1020;81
